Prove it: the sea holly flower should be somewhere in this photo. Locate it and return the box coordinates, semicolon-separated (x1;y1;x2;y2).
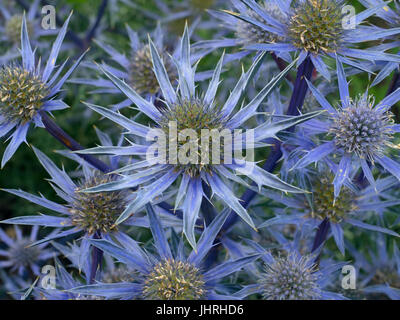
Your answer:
237;239;346;300
0;147;140;253
348;233;400;300
68;204;260;300
33;259;104;300
213;0;400;80
0;0;56;63
46;241;137;294
75;25;322;249
259;171;400;255
359;0;400;86
0;13;86;167
72;24;178;111
0;147;181;254
292;56;400;196
0;225;54;276
0;268;32;300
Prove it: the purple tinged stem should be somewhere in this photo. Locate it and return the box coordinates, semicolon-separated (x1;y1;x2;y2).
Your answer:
311;217;331;262
220;57;315;235
40;112;112;173
85;0;108;45
89;231;103;284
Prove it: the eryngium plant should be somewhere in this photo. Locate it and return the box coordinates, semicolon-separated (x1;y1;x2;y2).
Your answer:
1;0;400;302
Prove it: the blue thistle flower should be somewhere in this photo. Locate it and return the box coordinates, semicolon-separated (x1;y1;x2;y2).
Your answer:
259;171;400;255
0;0;57;63
292;56;400;197
0;13;87;167
240;239;347;300
348;233;400;300
207;0;400;80
72;24;179;111
259;252;322;300
359;0;400;86
0;146;152;253
0;225;54;276
68;205;259;300
75;25;323;249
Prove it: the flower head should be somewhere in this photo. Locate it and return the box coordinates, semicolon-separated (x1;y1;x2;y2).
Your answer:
0;13;86;167
5;14;34;44
293;57;400;197
73;25;177;110
69;174;131;235
287;0;344;54
143;259;206;300
0;146;138;249
305;174;356;223
262;169;400;255
129;44;175;96
247;242;346;300
0;226;54;276
210;0;400;80
68;205;259;300
0;65;49;123
331;95;395;161
76;26;321;249
260;252;322;300
235;2;285;45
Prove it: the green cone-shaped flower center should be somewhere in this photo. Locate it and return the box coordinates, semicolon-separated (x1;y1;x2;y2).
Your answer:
306;176;356;223
129;45;175;95
159;99;226;177
0;66;49;123
143;259;206;300
69;175;130;234
331;95;394;161
6;15;34;43
287;0;344;54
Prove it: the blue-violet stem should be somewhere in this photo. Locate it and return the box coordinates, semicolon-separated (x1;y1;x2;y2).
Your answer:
220;57;315;235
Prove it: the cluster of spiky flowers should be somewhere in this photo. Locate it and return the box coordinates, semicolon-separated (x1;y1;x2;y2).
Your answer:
143;259;206;300
206;0;400;81
2;0;400;302
68;205;259;300
75;25;322;249
330;95;395;161
0;147;139;249
259;252;321;300
0;65;49;123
